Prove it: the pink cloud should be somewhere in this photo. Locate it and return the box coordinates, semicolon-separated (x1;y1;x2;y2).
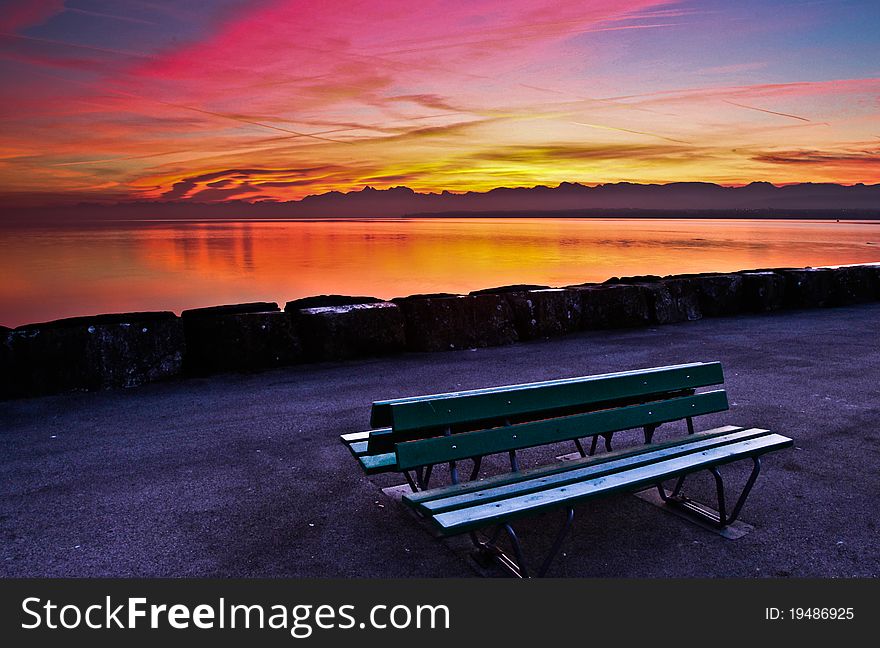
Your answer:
123;1;672;103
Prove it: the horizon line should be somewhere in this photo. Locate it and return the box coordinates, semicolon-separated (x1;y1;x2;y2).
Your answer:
3;179;880;210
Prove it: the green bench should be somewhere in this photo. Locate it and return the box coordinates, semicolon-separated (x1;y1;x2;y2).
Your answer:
341;362;792;577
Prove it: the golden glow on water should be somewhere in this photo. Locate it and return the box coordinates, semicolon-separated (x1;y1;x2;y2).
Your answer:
1;218;879;327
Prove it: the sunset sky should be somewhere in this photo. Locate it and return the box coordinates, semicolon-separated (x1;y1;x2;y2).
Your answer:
0;0;878;206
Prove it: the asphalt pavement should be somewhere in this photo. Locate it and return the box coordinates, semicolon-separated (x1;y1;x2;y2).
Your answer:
2;304;878;577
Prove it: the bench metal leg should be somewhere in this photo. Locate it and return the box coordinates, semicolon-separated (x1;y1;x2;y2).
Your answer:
500;524;530;578
537;507;575;577
655;458;762;529
588;433;614;456
574;438;587;458
469;507;574;578
469;456;483;481
448;460;459;485
656;474;687;501
451;456;484;485
405;465;436;492
717;458;762;526
404;464;435;492
419;465;433;490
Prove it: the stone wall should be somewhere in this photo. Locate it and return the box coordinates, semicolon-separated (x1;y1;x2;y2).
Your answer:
2;264;878;399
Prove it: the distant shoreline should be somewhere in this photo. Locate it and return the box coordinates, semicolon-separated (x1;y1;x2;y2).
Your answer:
402;209;880;220
2;209;880;227
3;181;879;224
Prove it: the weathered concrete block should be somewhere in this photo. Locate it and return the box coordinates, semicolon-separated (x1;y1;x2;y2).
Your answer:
781;268;835;308
6;312;184;397
739;271;787;312
682;273;745;317
605;275;663;284
831;266;877;305
394;293;460;300
645;279;702;324
479;288;581;340
869;265;880;299
603;276;701;324
470;284;550;295
393;294;518;351
90;316;185;389
181;302;280;317
0;326;13;398
295;302;405;361
575;284;652;329
182;310;301;374
284;295;382;311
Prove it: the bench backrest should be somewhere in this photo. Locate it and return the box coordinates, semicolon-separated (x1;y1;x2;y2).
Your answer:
370;362;728;470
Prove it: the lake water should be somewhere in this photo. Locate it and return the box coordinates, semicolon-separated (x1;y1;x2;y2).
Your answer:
1;218;879;327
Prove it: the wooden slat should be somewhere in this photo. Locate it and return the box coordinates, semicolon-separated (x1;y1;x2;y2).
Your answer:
413;428;769;515
340;430;371;443
358;453;397;474
432;433;793;533
371;362;722;429
348;441;369;456
365;427;395;455
395;389;729;470
341;428;390;460
405;425;744;505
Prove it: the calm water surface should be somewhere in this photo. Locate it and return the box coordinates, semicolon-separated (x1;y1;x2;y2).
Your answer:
2;218;879;327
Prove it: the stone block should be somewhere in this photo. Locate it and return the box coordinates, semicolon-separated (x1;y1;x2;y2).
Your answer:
295;302;405;361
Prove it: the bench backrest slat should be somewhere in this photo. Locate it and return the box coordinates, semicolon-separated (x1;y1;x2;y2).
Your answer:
394;389;729;470
372;362;723;433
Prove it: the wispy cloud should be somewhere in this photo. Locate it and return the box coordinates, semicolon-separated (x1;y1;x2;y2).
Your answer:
752;147;880;165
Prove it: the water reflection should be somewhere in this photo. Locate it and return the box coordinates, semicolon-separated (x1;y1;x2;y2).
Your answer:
0;218;878;327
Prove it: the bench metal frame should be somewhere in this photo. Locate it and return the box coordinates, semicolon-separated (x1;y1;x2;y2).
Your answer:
656;457;762;529
464;457;764;578
469;507;575;579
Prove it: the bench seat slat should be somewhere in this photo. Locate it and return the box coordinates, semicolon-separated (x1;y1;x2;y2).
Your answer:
430;433;793;534
348;441;369;456
405;425;744;505
341;428;392;458
411;427;770;515
358;453;397;474
395;389;729;470
372;362;722;429
339;430;372;443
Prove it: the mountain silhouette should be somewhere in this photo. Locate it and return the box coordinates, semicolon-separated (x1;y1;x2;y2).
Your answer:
2;182;878;223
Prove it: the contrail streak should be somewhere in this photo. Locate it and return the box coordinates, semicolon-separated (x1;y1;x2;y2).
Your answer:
23;67;352;145
0;31;155;60
64;7;159;26
49;150;191;166
722;99;811;122
518;83;678;116
570;121;691;144
153;101;353;144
